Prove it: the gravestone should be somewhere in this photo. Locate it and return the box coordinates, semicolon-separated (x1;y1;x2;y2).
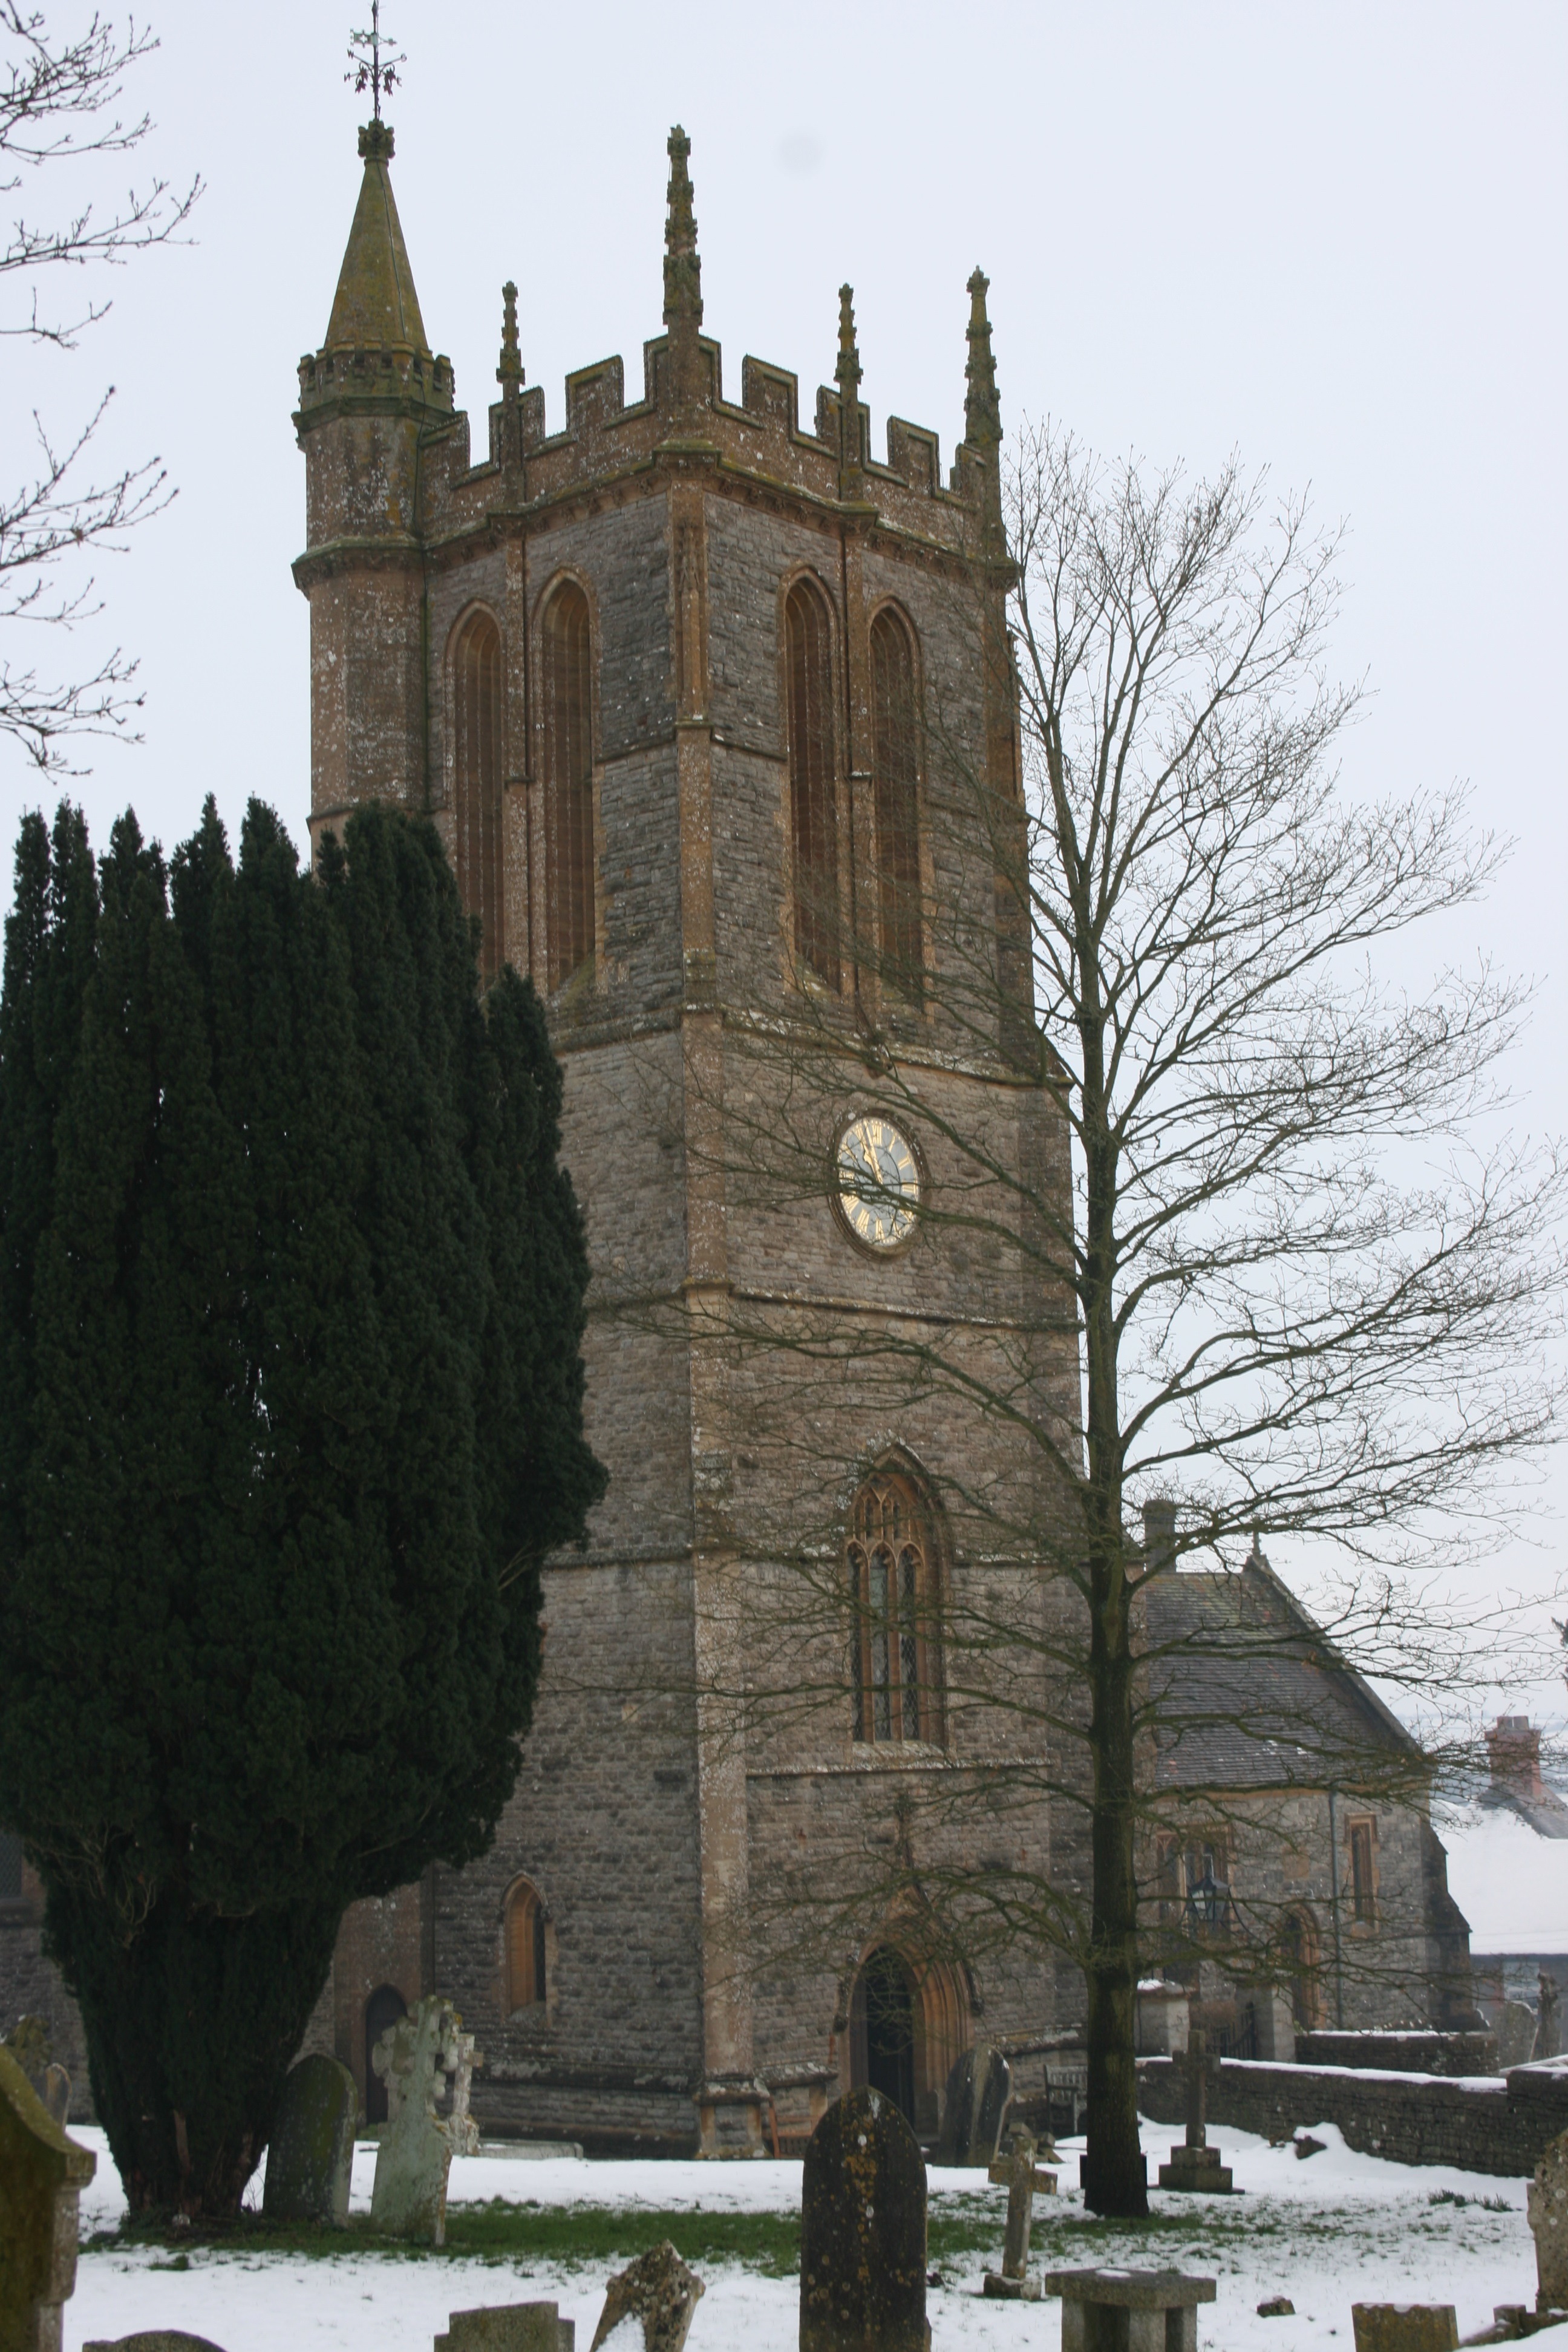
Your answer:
263;2053;358;2226
1528;2128;1568;2314
370;1994;481;2244
84;2338;230;2351
1498;2002;1541;2071
1157;2030;1233;2194
800;2086;930;2352
40;2069;69;2129
434;2305;574;2352
1046;2268;1216;2352
982;2123;1057;2299
1537;1976;1563;2065
933;2043;1011;2166
0;2043;96;2352
1350;2307;1459;2352
589;2241;705;2350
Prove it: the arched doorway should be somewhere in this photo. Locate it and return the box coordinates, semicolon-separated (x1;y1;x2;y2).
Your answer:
849;1946;917;2126
364;1984;408;2126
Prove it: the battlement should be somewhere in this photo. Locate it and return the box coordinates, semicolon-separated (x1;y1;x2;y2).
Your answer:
297;341;454;422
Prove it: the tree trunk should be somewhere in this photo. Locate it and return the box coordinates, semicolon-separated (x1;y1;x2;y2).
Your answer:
1080;1528;1149;2216
45;1878;343;2217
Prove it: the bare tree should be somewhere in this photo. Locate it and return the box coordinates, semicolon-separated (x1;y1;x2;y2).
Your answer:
644;423;1565;2215
0;8;198;771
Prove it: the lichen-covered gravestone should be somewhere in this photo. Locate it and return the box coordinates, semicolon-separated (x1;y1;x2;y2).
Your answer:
370;1994;480;2244
1529;2127;1568;2315
933;2043;1011;2166
589;2241;705;2351
434;2304;574;2351
1350;2306;1459;2352
262;2053;358;2226
0;2043;96;2352
800;2086;930;2352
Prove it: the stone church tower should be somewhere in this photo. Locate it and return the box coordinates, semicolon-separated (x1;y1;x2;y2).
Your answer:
295;118;1080;2151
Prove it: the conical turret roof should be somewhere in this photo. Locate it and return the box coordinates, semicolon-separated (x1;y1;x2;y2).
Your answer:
322;122;430;354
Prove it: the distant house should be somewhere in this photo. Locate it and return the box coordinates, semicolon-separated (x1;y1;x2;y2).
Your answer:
1442;1715;1568;2023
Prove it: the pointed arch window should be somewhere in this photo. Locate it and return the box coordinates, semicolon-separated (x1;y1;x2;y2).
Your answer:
849;1471;944;1745
542;582;595;992
785;578;839;990
452;609;505;984
505;1876;547;2013
869;608;923;1004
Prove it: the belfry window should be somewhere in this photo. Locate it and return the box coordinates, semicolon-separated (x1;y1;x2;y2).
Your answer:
451;609;505;984
505;1876;547;2012
785;578;839;989
542;583;595;992
849;1471;943;1745
869;608;922;1003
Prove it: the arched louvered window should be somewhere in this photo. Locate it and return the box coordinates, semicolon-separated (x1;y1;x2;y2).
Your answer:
785;579;839;989
505;1876;547;2013
848;1471;944;1746
451;609;505;985
543;582;595;992
870;608;923;1004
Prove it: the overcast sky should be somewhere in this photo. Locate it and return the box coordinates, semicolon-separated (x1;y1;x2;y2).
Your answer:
1;1;1563;1734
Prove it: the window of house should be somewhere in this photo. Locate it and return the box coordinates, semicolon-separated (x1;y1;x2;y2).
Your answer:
542;583;595;992
505;1877;547;2013
785;578;839;990
848;1471;943;1745
451;608;505;984
869;608;922;1003
0;1831;21;1900
1349;1818;1376;1924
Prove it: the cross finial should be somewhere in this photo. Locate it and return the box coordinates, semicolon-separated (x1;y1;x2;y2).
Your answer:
347;1;405;126
663;124;702;332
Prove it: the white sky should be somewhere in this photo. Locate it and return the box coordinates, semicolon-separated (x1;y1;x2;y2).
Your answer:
0;1;1562;1734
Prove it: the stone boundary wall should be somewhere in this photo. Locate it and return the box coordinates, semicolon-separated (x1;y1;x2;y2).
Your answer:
1137;2055;1568;2179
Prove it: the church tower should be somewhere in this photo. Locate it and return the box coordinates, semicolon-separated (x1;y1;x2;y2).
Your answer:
296;119;1079;2152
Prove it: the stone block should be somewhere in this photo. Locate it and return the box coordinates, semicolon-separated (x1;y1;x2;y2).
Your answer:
1351;2306;1459;2352
589;2241;704;2350
0;2043;96;2352
434;2304;574;2352
263;2053;358;2227
801;2088;929;2352
1046;2267;1217;2352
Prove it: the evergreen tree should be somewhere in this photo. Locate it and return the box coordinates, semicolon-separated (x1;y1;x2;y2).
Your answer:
0;797;604;2216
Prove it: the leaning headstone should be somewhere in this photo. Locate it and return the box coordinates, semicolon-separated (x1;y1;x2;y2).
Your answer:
1350;2307;1459;2352
370;1994;481;2245
933;2043;1011;2166
0;2044;96;2352
263;2053;359;2226
1157;2028;1234;2194
434;2305;574;2352
589;2242;705;2351
1047;2268;1216;2352
982;2123;1057;2299
801;2087;929;2352
1498;2002;1541;2071
1528;2128;1568;2314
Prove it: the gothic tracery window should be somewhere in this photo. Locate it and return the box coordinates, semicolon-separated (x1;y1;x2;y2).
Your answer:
849;1471;944;1745
451;608;504;985
785;578;840;989
869;607;923;1003
542;581;595;992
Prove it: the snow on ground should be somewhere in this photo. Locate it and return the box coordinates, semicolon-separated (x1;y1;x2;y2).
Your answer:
67;2116;1537;2352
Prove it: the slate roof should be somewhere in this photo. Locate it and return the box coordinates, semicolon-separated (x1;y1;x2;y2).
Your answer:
1142;1549;1424;1794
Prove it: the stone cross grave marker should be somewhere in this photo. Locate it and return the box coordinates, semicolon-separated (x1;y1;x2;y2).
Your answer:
434;2304;575;2351
589;2241;705;2350
0;2043;96;2352
1529;2127;1568;2315
1045;2267;1217;2352
370;1994;480;2244
800;2086;930;2352
263;2053;359;2227
933;2043;1011;2166
982;2122;1057;2300
1157;2028;1233;2194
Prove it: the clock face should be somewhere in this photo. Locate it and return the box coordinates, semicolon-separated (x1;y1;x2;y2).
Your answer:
836;1116;920;1251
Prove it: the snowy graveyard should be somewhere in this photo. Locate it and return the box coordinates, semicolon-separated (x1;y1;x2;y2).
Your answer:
65;2112;1539;2352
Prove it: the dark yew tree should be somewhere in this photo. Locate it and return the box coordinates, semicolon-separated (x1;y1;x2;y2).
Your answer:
0;796;604;2216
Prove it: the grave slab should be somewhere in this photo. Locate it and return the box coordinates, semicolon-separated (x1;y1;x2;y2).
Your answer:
1045;2265;1217;2352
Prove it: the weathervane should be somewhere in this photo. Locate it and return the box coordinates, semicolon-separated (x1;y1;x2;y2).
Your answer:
346;0;405;122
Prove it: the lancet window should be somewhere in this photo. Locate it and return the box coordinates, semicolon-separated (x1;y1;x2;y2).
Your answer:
849;1471;944;1746
785;578;839;989
505;1875;547;2013
451;609;505;985
869;607;923;1003
542;582;595;992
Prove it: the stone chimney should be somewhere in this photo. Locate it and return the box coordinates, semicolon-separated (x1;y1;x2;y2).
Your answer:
1142;1498;1177;1573
1486;1713;1545;1798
